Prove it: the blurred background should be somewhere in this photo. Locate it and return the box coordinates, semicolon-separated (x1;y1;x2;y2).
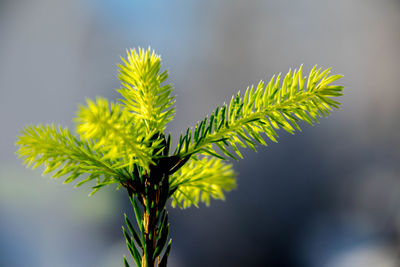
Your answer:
1;0;400;266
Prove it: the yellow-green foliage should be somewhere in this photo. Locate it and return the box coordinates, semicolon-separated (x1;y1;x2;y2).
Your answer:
75;97;154;171
175;65;343;161
15;125;123;194
118;48;175;134
16;47;343;207
170;157;236;208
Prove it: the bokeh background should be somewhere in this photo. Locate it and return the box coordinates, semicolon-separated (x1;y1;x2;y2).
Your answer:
1;0;400;266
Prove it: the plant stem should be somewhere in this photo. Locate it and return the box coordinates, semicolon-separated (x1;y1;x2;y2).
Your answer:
124;135;178;267
141;197;157;267
125;169;170;267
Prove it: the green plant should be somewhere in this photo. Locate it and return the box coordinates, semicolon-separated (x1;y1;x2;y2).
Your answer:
16;47;343;267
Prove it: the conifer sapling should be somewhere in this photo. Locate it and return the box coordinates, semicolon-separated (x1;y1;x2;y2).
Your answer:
16;47;344;267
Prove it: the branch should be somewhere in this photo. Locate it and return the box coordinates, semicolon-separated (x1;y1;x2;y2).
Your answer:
118;47;175;135
175;65;343;160
16;124;125;193
75;97;156;171
169;156;237;208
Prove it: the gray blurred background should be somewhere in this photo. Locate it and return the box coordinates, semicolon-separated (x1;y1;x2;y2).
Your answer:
1;0;400;266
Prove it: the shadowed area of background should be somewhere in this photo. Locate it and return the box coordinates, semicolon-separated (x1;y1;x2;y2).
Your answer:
1;0;400;266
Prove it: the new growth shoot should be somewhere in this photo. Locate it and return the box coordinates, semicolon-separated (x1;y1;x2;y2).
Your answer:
16;47;343;267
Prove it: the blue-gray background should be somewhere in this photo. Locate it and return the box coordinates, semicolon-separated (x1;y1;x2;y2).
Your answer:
1;0;400;266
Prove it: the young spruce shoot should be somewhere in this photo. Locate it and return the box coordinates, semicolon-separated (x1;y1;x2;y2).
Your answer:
16;47;344;267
